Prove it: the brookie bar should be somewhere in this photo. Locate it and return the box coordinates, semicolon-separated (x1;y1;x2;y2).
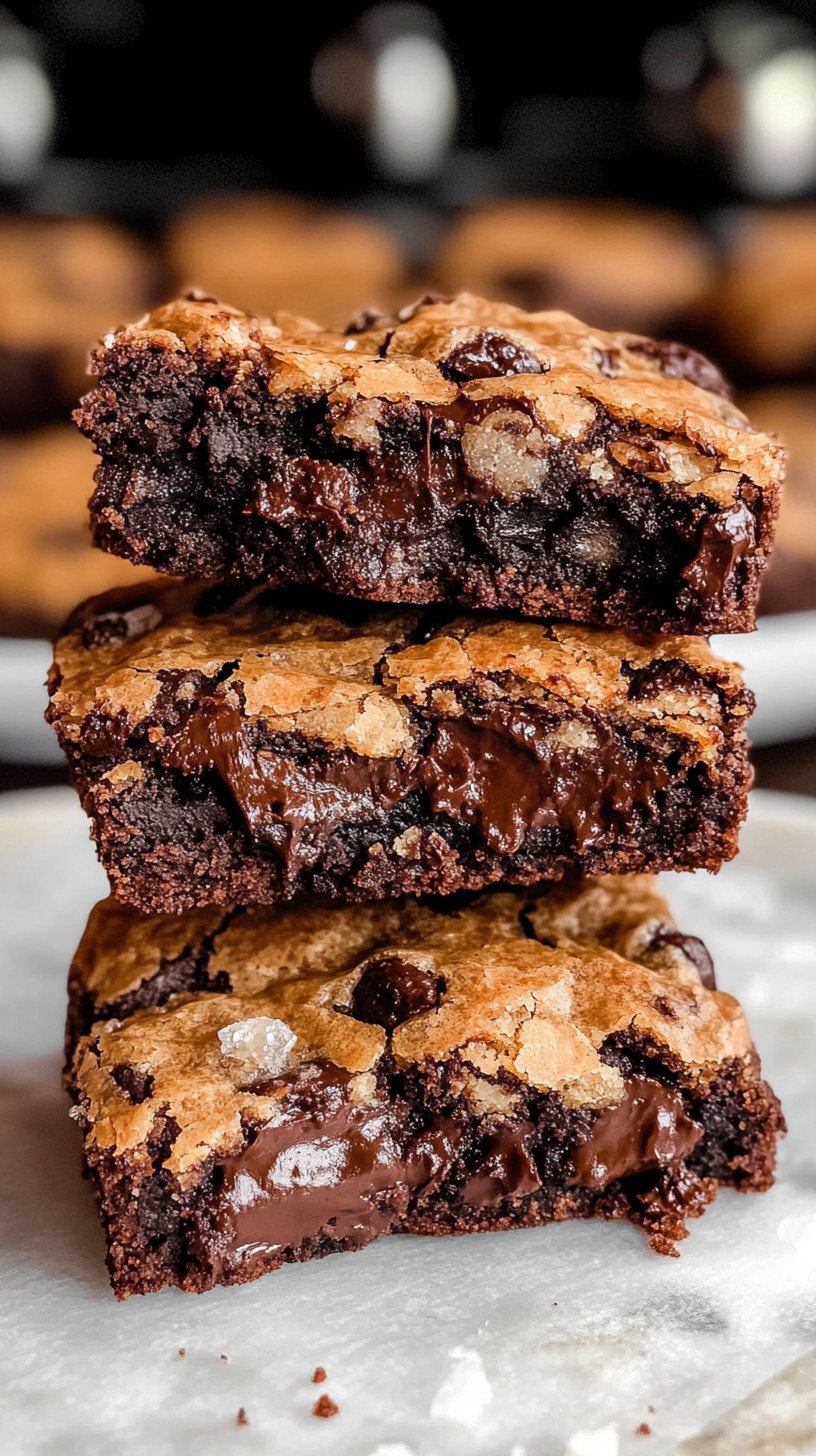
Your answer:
47;581;754;914
75;293;784;635
66;876;784;1297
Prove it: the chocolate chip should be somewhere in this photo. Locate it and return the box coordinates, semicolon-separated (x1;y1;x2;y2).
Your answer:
111;1063;154;1104
345;307;390;334
627;339;733;400
397;292;453;322
626;659;703;700
438;330;547;383
79;600;163;650
593;346;623;378
350;955;442;1030
650;931;716;989
651;995;678;1019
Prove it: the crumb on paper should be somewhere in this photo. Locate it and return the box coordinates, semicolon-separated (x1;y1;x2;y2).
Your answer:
178;1348;185;1358
313;1394;339;1419
430;1346;492;1426
636;1425;652;1436
221;1354;228;1362
311;1366;327;1383
564;1426;618;1456
218;1016;297;1078
237;1407;248;1426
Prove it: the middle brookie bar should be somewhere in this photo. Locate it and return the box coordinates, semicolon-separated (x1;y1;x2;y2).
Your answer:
47;580;754;914
66;875;784;1298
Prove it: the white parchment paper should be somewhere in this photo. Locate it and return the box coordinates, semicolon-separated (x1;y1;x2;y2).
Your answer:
0;787;814;1456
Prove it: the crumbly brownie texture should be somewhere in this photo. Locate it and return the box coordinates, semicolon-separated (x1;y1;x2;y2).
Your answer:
76;293;783;635
435;201;715;334
65;873;717;1056
66;877;783;1297
0;217;156;430
742;389;816;616
165;194;405;331
0;426;155;638
47;581;754;914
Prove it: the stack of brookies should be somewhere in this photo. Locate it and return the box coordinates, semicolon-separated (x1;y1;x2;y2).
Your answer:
49;292;786;1299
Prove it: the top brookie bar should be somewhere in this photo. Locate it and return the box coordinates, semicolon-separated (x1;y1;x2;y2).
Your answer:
47;580;753;915
65;874;784;1297
75;292;784;635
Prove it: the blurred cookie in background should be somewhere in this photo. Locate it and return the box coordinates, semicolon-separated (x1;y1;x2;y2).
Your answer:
708;209;816;378
744;389;816;615
165;194;405;330
435;199;715;335
0;426;155;638
0;217;158;430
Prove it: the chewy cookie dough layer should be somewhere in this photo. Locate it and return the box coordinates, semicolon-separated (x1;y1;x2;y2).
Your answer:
47;583;754;913
76;293;783;634
66;876;783;1297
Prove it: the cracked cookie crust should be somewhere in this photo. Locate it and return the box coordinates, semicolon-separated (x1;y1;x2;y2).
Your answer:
66;876;783;1297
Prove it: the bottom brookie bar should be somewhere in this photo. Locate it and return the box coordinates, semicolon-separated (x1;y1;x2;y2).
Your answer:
66;876;784;1298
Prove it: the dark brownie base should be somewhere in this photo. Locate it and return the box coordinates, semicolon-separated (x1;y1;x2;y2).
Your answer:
75;1035;783;1299
67;740;752;914
80;336;770;635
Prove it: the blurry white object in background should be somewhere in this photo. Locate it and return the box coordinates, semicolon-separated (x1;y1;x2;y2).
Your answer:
0;16;54;185
1;612;815;767
0;639;61;764
372;30;456;181
311;3;458;184
641;25;705;92
642;4;816;201
741;46;816;197
712;610;816;746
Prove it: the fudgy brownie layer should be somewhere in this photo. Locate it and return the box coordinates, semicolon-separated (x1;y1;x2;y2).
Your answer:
76;293;784;634
47;582;754;913
66;884;782;1297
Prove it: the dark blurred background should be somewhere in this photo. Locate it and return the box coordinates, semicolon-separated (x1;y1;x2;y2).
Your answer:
0;0;815;792
5;0;816;219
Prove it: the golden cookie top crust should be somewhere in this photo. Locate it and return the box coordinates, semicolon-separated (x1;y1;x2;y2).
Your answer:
93;292;784;513
69;873;687;1011
48;580;750;766
70;875;752;1184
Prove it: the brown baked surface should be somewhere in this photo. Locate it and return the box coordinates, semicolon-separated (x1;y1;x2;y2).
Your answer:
76;291;783;634
65;872;717;1051
0;426;155;636
435;200;715;333
48;581;753;913
66;875;783;1297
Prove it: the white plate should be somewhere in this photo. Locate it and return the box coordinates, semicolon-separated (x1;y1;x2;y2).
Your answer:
0;786;815;1455
3;611;815;765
